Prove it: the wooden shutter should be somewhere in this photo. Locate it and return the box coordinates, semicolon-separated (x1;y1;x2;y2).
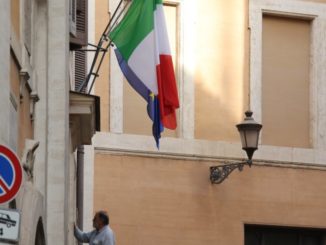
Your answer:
69;0;77;36
74;51;87;92
70;0;88;50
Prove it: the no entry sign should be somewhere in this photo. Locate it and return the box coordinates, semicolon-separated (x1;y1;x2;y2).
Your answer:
0;145;22;204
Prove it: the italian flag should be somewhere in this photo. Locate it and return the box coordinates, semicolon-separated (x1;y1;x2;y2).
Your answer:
109;0;180;146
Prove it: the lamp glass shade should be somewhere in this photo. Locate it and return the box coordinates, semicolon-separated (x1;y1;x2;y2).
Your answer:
239;128;260;149
236;111;262;160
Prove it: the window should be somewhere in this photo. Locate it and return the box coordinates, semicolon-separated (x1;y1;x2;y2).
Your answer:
108;0;197;143
10;54;19;152
11;0;20;39
70;0;88;50
249;0;326;150
74;51;87;92
245;225;326;245
262;15;311;148
70;0;89;92
24;0;32;55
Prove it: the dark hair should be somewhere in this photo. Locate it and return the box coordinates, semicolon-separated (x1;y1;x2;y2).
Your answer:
98;211;109;225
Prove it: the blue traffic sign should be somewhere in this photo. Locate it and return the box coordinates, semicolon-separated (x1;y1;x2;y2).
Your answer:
0;145;22;204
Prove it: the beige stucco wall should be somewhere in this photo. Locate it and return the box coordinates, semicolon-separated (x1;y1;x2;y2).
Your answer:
194;0;249;142
102;0;249;142
94;153;326;245
117;0;249;142
120;0;250;141
90;0;326;243
89;1;326;244
100;0;325;147
94;0;110;132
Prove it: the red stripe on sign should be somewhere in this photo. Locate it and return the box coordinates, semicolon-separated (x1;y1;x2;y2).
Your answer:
0;177;10;194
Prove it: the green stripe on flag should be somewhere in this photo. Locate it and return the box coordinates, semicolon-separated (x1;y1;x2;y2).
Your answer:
155;0;163;6
110;0;159;61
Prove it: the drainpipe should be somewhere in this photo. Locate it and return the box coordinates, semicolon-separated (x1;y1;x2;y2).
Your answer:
76;145;84;245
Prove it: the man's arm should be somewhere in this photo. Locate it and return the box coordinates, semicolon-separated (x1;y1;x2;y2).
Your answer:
74;224;92;242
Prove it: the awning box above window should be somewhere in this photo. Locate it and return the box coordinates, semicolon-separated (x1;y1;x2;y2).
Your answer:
69;91;100;151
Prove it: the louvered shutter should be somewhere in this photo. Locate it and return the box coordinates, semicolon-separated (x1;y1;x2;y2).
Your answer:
70;0;88;50
74;51;87;93
69;0;77;36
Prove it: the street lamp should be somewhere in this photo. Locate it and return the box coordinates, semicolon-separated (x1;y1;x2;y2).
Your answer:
210;111;262;184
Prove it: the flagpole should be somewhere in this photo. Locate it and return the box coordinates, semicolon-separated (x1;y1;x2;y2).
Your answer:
77;0;130;93
86;1;132;93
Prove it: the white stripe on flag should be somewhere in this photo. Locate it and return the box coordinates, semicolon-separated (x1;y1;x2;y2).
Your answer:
128;31;158;95
154;4;171;55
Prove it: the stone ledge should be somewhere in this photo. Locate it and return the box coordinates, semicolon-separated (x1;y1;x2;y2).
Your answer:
92;132;326;166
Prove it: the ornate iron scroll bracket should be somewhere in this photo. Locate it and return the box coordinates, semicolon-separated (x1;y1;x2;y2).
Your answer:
210;160;252;184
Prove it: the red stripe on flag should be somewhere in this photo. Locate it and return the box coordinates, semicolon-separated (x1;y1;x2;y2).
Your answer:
156;54;180;129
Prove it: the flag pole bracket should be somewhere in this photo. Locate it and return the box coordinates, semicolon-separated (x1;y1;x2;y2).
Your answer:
76;0;128;93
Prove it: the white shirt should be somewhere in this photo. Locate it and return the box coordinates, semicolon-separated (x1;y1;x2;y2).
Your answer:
74;225;115;245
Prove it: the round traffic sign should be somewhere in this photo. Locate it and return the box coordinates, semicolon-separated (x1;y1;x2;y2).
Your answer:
0;145;23;204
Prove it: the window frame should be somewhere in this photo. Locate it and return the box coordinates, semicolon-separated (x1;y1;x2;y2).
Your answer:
109;0;194;138
245;224;326;245
249;0;326;150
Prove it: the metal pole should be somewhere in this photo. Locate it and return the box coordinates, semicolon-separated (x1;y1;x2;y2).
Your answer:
76;145;84;245
87;0;132;93
77;0;126;93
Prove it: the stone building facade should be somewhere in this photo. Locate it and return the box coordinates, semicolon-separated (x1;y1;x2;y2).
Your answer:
0;0;97;244
83;0;326;244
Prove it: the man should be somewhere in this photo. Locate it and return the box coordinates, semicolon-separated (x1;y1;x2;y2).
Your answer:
74;210;115;245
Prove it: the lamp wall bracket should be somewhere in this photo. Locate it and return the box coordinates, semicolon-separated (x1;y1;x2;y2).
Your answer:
210;160;252;184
